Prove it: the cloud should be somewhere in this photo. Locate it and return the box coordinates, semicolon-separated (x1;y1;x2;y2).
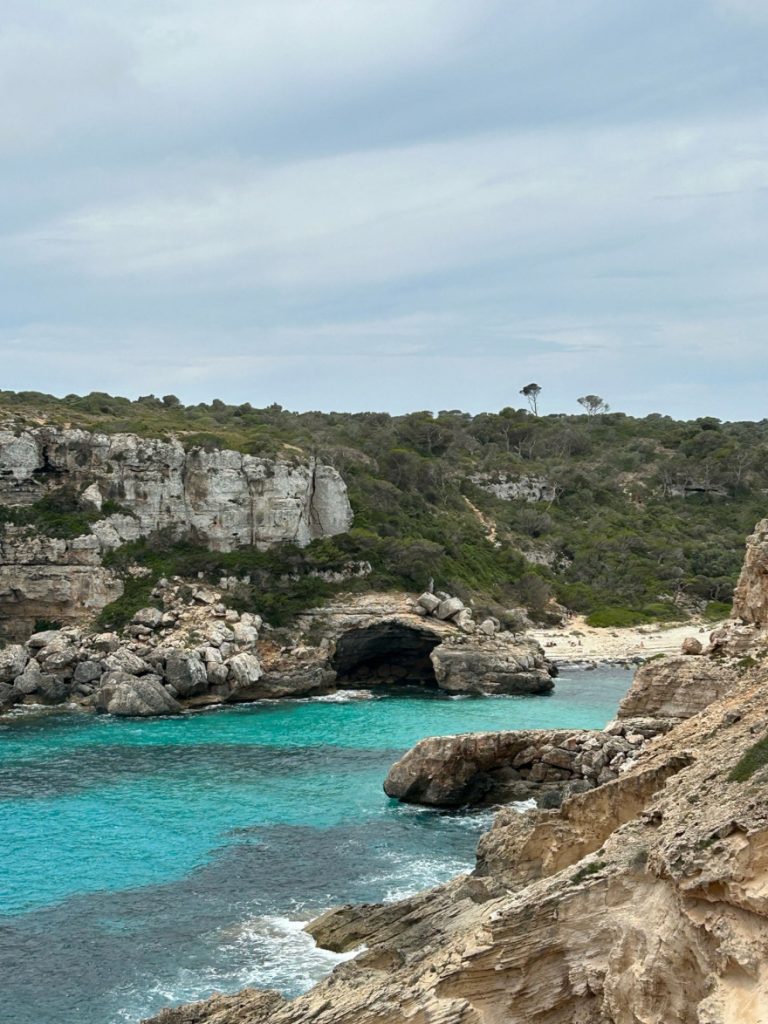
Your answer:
1;0;768;419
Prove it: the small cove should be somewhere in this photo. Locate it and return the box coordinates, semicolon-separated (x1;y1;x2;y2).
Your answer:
0;666;632;1024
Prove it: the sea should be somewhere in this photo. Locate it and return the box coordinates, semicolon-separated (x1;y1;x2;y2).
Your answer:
0;666;633;1024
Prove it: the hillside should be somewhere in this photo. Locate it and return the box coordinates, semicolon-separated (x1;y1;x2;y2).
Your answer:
2;389;765;628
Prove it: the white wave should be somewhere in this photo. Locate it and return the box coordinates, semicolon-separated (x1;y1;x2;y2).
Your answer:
111;914;363;1024
310;690;377;703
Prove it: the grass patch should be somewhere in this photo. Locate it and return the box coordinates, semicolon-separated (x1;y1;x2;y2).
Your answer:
571;860;607;885
729;734;768;783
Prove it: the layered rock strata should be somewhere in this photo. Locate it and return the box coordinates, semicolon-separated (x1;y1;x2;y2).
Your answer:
145;664;768;1024
383;725;647;807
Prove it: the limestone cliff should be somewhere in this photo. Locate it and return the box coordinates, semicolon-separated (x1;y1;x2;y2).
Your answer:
0;426;352;636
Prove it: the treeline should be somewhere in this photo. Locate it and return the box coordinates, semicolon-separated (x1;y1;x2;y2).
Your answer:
2;389;766;626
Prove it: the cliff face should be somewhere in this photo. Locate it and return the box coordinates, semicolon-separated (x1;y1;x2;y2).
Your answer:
0;427;352;636
733;518;768;626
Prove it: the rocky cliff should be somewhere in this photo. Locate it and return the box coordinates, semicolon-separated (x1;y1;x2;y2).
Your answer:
0;426;352;637
733;517;768;626
146;658;768;1024
143;521;768;1024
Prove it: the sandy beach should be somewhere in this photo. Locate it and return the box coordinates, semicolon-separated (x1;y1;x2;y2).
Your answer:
529;616;726;664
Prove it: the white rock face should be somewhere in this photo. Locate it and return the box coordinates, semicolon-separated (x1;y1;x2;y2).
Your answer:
0;426;353;637
470;473;555;503
0;427;353;551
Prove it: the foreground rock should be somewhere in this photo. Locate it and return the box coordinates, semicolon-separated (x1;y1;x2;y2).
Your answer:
383;727;642;807
145;661;768;1024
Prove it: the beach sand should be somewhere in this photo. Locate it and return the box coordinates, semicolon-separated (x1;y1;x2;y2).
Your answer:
529;616;726;664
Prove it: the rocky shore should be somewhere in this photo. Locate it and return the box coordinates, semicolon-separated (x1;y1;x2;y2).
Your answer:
0;586;556;716
142;520;768;1024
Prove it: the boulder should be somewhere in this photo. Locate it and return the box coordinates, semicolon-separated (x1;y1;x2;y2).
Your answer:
13;669;68;704
27;630;66;649
226;652;263;691
131;607;164;630
103;649;152;676
618;656;735;724
0;644;28;683
681;636;703;656
95;673;182;717
431;641;554;696
478;618;497;636
0;681;18;708
73;660;104;684
164;651;209;697
232;622;259;648
416;592;441;613
435;597;464;621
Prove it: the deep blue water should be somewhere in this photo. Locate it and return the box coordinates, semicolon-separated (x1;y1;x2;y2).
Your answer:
0;668;633;1024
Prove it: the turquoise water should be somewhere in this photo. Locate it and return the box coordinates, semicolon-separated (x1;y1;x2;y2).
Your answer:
0;668;632;1024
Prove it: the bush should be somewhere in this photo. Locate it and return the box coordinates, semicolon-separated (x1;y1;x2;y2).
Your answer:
729;734;768;783
586;607;648;628
703;600;732;621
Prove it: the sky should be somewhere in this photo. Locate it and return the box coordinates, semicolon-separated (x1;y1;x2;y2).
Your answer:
2;0;767;419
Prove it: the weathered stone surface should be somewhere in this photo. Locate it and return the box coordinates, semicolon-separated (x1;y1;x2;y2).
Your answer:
681;636;703;655
73;660;103;684
13;668;67;703
132;607;164;629
0;643;27;682
430;640;553;695
103;649;152;676
435;596;464;620
142;989;285;1024
225;652;263;692
0;426;353;638
733;517;768;624
163;652;209;697
383;729;600;807
416;592;441;613
617;655;736;724
95;673;181;717
469;472;556;502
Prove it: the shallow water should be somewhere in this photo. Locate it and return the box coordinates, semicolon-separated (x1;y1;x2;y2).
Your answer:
0;667;633;1024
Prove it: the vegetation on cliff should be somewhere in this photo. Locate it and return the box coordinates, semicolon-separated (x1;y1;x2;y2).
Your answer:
2;389;765;625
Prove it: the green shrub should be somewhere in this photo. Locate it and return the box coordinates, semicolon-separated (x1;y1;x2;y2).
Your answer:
571;860;607;884
728;734;768;783
586;607;648;628
703;600;732;621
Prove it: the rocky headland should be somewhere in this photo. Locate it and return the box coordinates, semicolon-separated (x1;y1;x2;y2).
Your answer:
143;519;768;1024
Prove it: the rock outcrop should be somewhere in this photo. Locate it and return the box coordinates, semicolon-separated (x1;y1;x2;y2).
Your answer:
145;663;768;1024
733;517;768;626
0;426;352;637
0;578;267;716
383;725;646;807
616;654;737;730
469;472;556;503
0;586;555;715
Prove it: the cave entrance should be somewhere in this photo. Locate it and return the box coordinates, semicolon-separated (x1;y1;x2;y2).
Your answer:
332;622;442;689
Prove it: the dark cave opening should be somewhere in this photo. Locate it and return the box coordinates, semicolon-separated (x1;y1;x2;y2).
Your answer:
331;622;442;688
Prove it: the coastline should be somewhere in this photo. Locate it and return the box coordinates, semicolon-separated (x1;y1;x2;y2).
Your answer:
529;616;724;666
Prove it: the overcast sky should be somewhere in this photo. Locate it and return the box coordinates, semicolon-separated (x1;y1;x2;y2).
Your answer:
2;0;767;419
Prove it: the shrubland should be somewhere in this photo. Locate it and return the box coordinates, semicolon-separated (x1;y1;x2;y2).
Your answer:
2;389;764;626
